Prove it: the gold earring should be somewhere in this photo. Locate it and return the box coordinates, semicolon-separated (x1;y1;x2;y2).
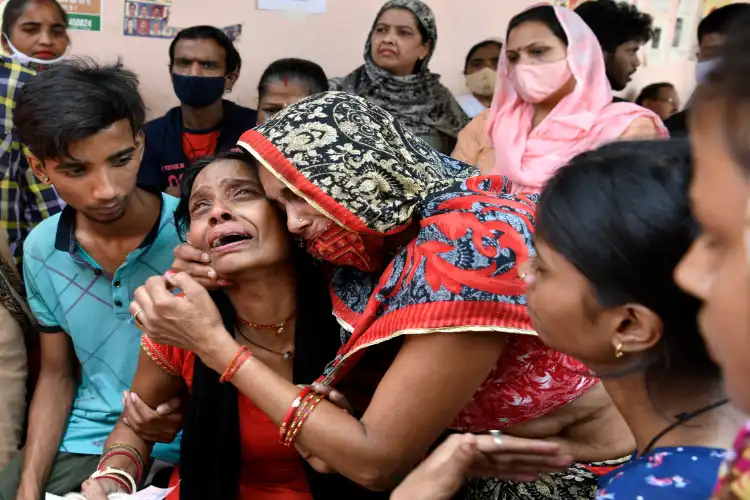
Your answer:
614;343;624;359
43;176;50;183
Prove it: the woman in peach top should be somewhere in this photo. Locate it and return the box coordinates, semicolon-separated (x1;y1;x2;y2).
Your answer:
451;5;666;185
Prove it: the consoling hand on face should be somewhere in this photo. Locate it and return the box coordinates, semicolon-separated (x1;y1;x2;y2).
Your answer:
171;242;233;289
129;272;228;352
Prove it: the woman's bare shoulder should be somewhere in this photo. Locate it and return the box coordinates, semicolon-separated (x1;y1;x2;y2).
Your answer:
620;116;663;140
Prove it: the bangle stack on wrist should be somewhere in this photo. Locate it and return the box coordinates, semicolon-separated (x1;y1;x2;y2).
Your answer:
88;443;145;495
278;387;324;447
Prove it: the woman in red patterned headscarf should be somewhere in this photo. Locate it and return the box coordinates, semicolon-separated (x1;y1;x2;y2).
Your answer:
154;92;632;497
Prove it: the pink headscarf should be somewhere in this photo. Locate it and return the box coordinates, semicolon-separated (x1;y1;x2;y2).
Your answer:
487;5;667;193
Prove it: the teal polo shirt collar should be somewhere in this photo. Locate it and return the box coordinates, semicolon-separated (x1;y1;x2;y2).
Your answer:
53;185;165;261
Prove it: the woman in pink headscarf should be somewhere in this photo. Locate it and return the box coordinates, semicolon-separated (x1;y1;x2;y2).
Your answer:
452;4;667;188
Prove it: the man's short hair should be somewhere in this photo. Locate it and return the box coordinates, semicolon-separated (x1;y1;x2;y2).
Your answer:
636;82;674;106
168;25;241;75
575;0;653;53
698;3;750;44
14;58;145;161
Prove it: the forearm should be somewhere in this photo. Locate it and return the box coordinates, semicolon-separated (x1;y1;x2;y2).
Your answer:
205;338;397;488
18;373;75;494
0;321;27;468
201;333;484;490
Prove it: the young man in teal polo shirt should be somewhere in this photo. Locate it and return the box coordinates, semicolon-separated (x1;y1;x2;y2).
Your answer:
0;60;182;498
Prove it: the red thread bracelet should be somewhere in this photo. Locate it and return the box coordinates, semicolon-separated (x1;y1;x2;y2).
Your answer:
222;350;252;383
219;346;249;383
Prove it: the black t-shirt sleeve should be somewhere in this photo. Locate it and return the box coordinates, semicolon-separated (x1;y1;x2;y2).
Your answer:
137;128;167;190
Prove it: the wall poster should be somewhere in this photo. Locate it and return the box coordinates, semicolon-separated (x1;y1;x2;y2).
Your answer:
124;0;176;38
58;0;102;32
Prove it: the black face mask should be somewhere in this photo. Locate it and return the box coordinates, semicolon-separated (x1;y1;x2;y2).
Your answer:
172;74;226;108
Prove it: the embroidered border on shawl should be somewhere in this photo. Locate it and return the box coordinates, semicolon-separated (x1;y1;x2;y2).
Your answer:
140;335;180;377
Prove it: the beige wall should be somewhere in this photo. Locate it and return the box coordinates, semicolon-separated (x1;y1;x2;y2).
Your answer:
68;0;704;119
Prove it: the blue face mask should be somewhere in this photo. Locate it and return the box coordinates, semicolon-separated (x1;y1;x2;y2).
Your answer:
695;58;720;84
172;74;227;108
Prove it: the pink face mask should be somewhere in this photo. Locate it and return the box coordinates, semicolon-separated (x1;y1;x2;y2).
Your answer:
510;58;572;104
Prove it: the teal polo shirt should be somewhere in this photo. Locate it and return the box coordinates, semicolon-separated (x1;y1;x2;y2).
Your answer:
22;190;181;463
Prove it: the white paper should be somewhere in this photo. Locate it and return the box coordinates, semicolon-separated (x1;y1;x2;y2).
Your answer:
46;485;176;500
129;486;177;500
257;0;327;14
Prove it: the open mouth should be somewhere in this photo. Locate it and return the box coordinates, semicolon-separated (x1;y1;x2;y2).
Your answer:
210;232;253;250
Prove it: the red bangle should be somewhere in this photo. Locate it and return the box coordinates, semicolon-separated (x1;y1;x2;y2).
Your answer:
285;394;324;447
222;350;252;383
93;473;133;494
219;346;249;383
279;387;313;441
286;393;316;440
99;449;143;483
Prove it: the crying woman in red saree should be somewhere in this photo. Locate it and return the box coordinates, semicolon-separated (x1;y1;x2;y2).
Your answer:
150;92;633;497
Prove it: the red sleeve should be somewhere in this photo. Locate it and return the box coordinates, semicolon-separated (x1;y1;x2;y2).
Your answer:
140;334;186;377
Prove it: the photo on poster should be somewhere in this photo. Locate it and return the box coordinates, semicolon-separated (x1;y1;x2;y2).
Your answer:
123;0;175;38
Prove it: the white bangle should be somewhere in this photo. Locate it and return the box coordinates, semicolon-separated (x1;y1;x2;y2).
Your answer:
89;467;137;495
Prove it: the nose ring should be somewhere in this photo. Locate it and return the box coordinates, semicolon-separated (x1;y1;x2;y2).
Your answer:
298;218;304;223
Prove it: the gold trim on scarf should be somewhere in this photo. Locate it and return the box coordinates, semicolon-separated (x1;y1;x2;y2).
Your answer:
322;324;537;384
238;139;352;232
334;314;355;333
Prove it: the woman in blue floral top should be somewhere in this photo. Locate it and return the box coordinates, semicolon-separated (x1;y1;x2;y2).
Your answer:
523;138;744;500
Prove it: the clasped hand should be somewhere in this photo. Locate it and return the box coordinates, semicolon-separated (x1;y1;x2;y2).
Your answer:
129;272;227;355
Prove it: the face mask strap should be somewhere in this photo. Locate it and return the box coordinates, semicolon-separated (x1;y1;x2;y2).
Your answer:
3;34;65;66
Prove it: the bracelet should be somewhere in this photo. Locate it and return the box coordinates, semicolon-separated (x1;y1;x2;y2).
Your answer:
219;345;249;383
99;448;143;483
279;387;313;441
285;394;324;447
222;350;252;384
90;467;137;495
92;473;131;494
283;393;320;446
106;442;145;470
280;391;315;444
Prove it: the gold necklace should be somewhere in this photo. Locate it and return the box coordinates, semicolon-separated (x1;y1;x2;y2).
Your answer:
237;310;297;335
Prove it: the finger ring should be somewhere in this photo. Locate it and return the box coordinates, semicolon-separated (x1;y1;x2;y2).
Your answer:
489;429;503;446
133;309;145;325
